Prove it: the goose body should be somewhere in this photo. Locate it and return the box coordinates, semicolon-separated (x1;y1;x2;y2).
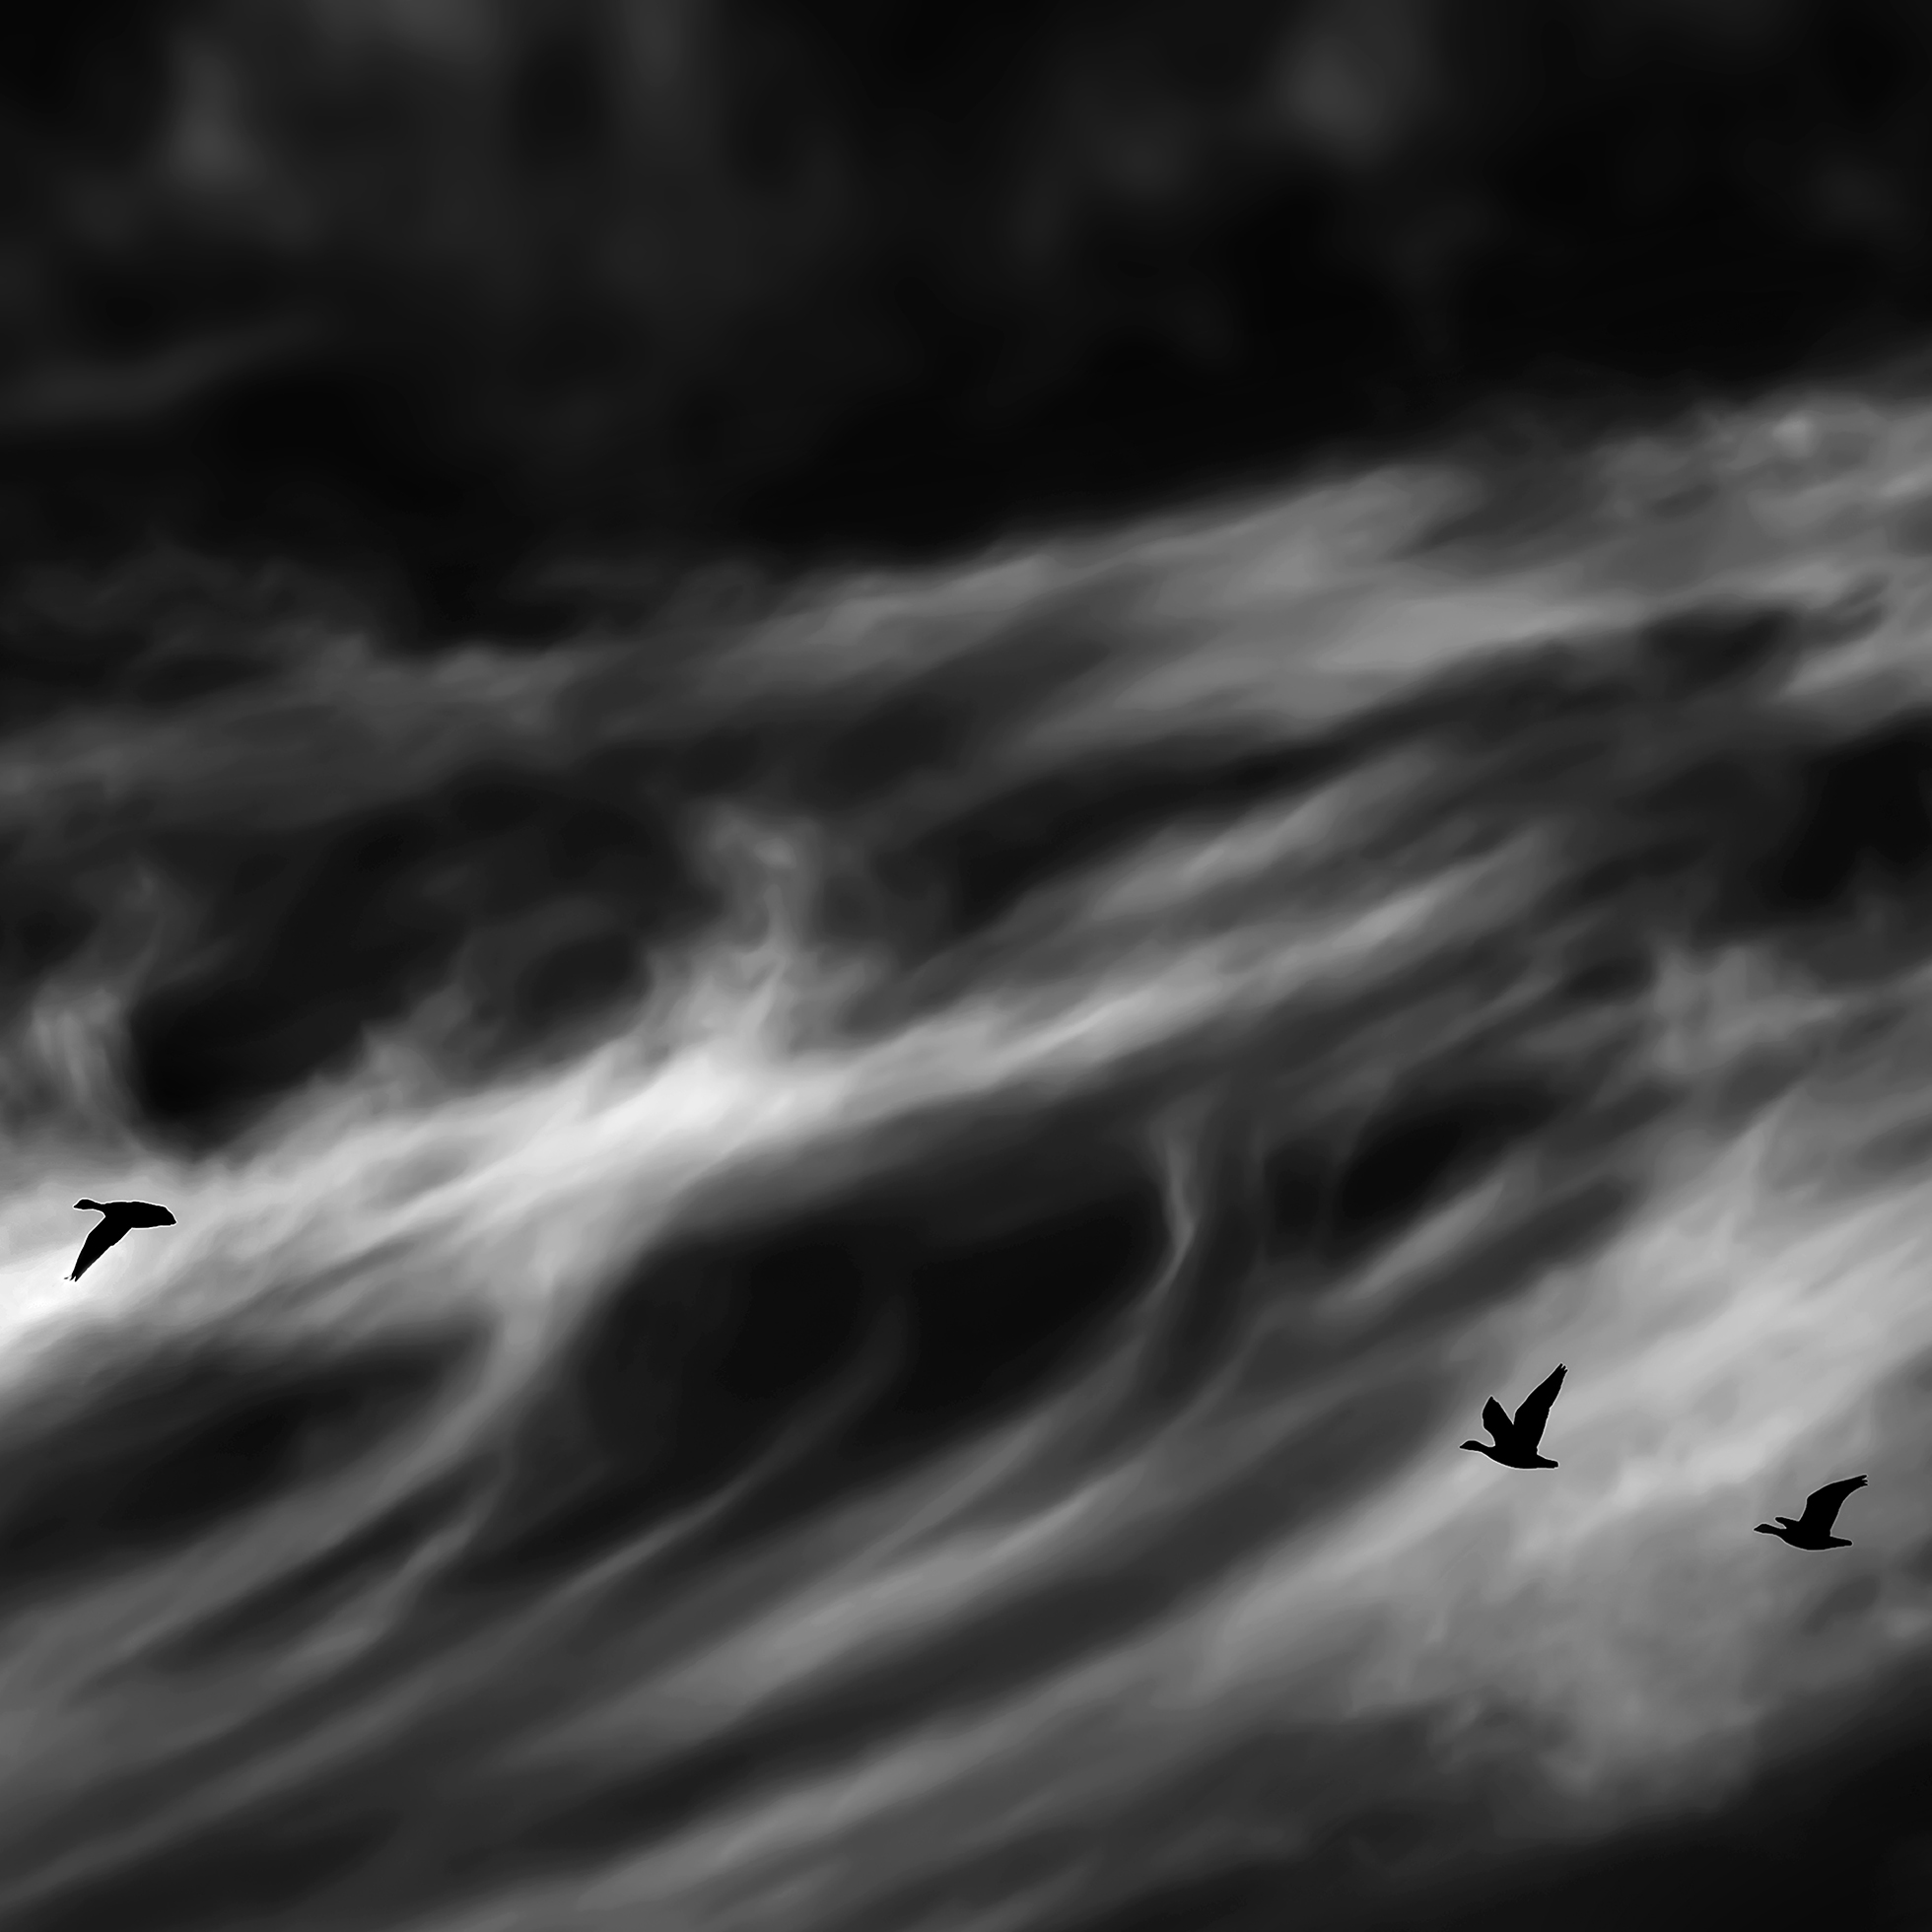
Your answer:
1461;1362;1566;1469
69;1200;175;1281
1756;1476;1866;1550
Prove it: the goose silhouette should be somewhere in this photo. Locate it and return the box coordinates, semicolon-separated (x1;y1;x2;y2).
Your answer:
1461;1362;1566;1469
69;1200;174;1281
1756;1476;1867;1550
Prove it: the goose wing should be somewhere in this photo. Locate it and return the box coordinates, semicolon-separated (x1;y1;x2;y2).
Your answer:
1796;1476;1867;1536
1481;1397;1511;1443
1510;1362;1567;1451
68;1218;125;1280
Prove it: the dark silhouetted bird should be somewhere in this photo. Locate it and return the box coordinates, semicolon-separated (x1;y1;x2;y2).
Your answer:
69;1200;175;1280
1461;1361;1567;1468
1756;1476;1867;1550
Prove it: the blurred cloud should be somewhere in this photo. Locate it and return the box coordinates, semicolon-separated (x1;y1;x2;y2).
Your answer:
7;1;1932;618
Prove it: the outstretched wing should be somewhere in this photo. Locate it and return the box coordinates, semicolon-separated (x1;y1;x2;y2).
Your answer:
1481;1397;1510;1443
1510;1362;1567;1451
68;1219;124;1280
114;1202;175;1228
1797;1476;1868;1536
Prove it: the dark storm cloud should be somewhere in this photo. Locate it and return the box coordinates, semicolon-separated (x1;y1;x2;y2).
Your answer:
7;1;1932;618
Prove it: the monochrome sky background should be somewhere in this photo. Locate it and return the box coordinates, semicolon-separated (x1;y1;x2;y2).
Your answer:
6;8;1932;1931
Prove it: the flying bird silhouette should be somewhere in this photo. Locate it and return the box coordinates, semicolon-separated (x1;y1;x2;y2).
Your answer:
1461;1361;1567;1468
1756;1476;1868;1550
69;1200;175;1280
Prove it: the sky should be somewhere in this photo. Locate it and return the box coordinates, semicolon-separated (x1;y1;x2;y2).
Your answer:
10;9;1932;1929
